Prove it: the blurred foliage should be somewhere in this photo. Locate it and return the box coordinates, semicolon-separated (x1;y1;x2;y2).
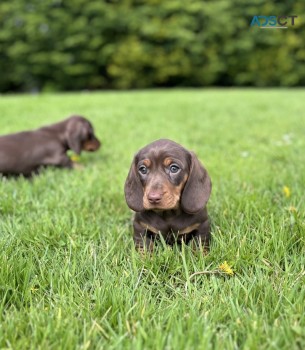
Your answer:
0;0;304;92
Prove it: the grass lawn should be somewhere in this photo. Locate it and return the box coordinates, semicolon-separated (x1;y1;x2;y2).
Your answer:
0;89;304;349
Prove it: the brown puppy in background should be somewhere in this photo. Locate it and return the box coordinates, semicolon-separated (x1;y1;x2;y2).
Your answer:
125;139;212;253
0;115;100;176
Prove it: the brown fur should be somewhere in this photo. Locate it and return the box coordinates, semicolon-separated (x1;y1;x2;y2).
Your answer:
124;139;212;252
0;115;101;176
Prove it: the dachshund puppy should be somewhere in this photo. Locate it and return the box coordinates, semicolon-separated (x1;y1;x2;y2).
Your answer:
0;115;100;176
124;139;212;252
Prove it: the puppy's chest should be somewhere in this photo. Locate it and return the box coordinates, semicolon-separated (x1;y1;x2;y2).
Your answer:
138;212;200;237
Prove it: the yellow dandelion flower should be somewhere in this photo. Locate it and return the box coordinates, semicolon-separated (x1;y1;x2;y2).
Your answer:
30;287;39;293
70;154;80;162
283;186;291;198
219;261;234;276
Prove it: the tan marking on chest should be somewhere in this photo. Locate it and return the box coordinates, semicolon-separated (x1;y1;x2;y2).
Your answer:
178;223;200;235
139;221;200;236
139;221;160;234
163;157;173;166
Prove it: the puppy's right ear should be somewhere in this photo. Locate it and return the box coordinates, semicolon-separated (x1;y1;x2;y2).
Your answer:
124;156;144;212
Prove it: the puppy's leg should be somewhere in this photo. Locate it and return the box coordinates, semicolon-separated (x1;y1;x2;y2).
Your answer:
57;154;74;168
189;219;210;254
53;154;84;170
43;153;73;168
133;220;154;253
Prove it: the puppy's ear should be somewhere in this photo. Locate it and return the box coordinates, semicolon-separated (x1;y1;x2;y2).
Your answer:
124;156;144;212
66;118;87;155
181;152;211;214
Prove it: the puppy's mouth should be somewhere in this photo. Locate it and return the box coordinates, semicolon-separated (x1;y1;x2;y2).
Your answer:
82;140;101;152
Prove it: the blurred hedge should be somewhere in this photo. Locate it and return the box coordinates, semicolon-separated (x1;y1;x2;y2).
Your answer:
0;0;304;92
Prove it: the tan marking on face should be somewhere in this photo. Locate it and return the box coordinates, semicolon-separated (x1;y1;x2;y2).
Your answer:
142;159;151;167
82;139;100;151
143;174;188;210
163;157;172;167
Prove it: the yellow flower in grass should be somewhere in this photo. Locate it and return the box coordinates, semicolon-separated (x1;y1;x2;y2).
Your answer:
30;286;39;294
283;186;291;198
219;261;234;276
70;154;80;162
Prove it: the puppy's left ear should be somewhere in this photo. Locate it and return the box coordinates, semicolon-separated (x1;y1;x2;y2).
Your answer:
181;152;212;214
124;156;144;212
66;118;87;155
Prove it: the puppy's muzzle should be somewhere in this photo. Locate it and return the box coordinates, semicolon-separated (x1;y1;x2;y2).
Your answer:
83;139;101;152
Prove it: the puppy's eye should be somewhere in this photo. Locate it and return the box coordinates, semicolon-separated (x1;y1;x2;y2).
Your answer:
138;165;148;175
170;164;180;173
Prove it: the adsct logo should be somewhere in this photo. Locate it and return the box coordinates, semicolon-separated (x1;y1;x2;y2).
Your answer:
250;16;298;29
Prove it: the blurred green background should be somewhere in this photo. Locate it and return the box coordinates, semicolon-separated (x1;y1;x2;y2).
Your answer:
0;0;304;92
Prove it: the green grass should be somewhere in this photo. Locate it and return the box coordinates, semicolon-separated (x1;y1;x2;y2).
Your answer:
0;89;304;349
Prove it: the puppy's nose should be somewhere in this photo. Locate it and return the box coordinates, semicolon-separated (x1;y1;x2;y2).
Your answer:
148;192;163;204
